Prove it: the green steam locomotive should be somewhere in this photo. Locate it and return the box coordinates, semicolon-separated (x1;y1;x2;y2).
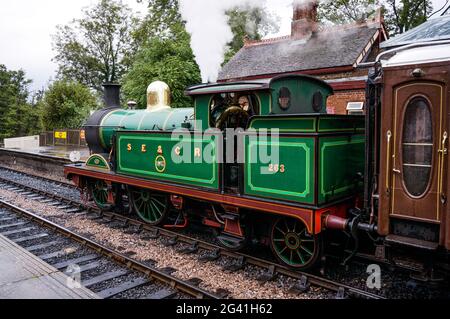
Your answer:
65;74;365;269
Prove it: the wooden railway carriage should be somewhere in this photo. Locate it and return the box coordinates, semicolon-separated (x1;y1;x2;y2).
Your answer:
65;75;365;269
366;42;450;267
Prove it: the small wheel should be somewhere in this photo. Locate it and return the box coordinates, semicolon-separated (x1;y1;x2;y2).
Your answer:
129;187;169;225
89;180;110;209
270;216;320;269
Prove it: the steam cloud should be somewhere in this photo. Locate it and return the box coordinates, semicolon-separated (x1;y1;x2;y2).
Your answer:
179;0;266;83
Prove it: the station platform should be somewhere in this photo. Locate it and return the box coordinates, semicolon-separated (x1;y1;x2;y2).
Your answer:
1;145;90;162
0;233;98;299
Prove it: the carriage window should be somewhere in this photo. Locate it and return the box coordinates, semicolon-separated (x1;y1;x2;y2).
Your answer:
402;97;433;197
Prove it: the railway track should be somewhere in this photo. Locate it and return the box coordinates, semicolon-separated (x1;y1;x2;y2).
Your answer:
0;198;221;299
0;165;75;189
0;172;384;299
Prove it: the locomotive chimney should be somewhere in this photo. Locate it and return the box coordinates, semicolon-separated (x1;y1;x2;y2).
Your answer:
103;83;121;109
291;1;319;40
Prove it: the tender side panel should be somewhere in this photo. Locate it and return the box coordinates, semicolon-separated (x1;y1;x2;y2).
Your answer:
318;117;365;132
250;117;317;132
244;136;315;205
318;135;365;205
116;132;219;190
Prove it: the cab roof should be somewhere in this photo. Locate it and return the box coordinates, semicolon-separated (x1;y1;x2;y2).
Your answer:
185;75;333;96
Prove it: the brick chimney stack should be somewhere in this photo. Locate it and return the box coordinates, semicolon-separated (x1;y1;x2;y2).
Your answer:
291;1;319;39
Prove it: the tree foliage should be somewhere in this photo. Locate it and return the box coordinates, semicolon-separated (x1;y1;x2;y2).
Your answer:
318;0;377;25
122;0;201;109
318;0;433;35
40;80;98;130
224;7;279;64
0;65;41;141
384;0;433;34
52;0;135;93
134;0;183;44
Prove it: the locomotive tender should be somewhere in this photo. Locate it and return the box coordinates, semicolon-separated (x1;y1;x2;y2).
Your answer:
65;41;450;273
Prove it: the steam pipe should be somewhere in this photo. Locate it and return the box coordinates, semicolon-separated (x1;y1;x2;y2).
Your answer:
323;214;378;233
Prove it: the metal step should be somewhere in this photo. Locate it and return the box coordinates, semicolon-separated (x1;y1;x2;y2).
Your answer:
385;234;439;251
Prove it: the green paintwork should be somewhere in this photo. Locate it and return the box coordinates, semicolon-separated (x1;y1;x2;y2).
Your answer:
270;76;333;114
189;75;333;132
194;95;211;131
86;154;110;170
257;91;272;116
99;108;194;151
318;135;365;204
318;117;365;132
244;115;365;206
116;132;218;189
248;115;364;133
244;136;315;204
250;117;316;132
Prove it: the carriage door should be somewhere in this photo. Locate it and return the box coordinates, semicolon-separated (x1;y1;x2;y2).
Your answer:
390;82;446;222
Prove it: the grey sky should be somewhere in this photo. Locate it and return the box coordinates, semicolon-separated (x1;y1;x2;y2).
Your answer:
0;0;447;92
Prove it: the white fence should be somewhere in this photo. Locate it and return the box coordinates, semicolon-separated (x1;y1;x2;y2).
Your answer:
3;135;40;149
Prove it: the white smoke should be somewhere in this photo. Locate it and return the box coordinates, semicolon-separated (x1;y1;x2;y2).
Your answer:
179;0;265;83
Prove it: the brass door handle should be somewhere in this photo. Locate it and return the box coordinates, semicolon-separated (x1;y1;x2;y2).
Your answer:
385;130;392;192
439;131;448;203
393;168;401;174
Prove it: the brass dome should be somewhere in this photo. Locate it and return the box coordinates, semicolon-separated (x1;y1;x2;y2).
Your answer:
147;81;171;111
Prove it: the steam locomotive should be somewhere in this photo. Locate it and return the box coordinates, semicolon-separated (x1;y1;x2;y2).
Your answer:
65;41;450;276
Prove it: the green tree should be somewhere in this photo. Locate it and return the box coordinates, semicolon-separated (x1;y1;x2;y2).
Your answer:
40;80;98;130
52;0;136;93
123;26;201;109
134;0;183;44
224;7;279;64
384;0;433;34
0;65;41;140
318;0;377;24
123;0;201;109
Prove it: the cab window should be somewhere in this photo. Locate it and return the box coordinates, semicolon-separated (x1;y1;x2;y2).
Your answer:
209;93;260;129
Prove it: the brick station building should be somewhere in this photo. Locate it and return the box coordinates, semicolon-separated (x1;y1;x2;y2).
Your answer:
218;2;389;114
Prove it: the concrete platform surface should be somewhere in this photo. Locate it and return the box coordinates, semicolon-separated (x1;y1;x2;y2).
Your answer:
1;145;90;162
0;234;98;299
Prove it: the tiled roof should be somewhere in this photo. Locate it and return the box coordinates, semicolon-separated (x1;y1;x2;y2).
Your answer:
218;23;379;81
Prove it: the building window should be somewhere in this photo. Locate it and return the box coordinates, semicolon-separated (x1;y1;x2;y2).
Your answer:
346;102;364;115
